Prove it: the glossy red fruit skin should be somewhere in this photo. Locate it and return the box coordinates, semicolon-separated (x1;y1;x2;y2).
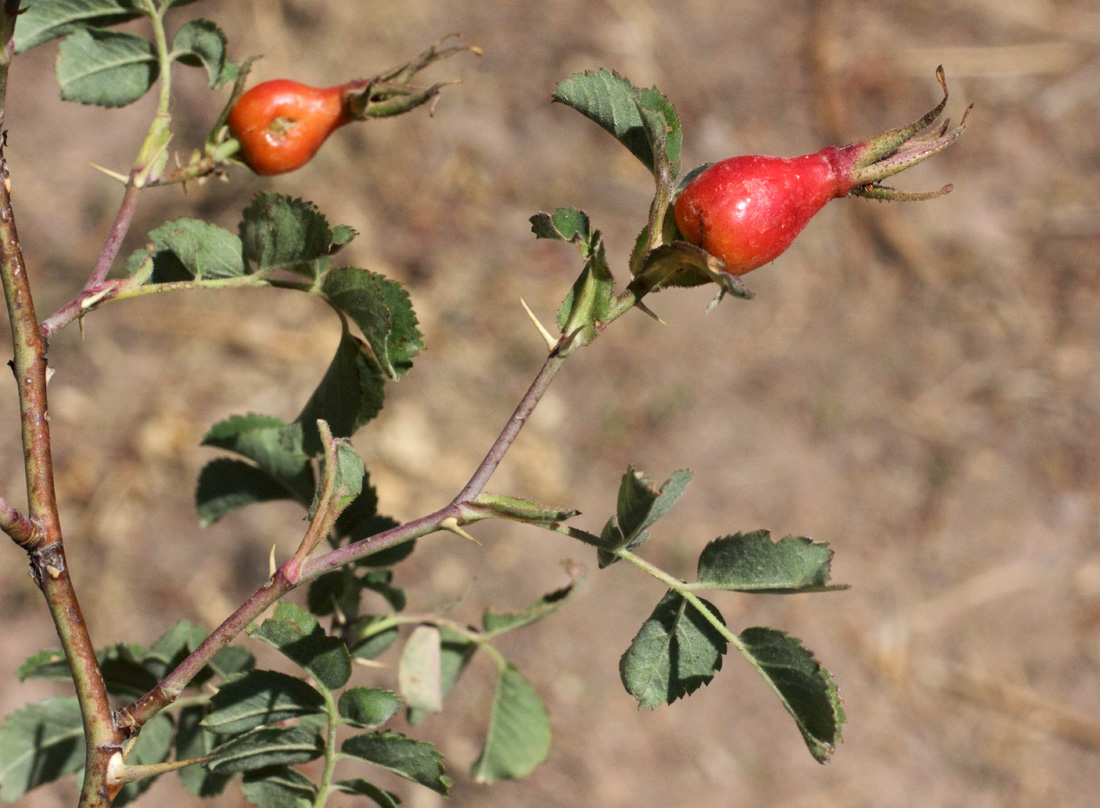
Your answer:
228;80;352;176
674;148;855;276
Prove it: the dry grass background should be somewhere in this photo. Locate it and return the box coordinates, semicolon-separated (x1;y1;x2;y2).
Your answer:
2;1;1100;806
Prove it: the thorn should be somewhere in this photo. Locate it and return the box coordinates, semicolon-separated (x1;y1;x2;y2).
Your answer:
440;517;480;545
521;298;558;352
354;656;388;669
634;299;665;324
269;545;277;577
87;162;129;184
80;287;114;311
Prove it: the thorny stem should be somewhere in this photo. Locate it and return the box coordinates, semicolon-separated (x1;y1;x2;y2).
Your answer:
120;337;574;731
0;12;120;808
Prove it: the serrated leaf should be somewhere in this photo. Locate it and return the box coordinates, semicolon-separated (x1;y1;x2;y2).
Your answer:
203;670;326;735
616;467;692;547
398;626;443;715
113;712;174;806
620;591;727;708
334;778;400;808
342;732;451;795
207;646;256;680
0;697;84;801
628;239;754;302
696;531;846;593
139;219;247;282
202;415;314;504
339;688;403;729
738;627;845;762
471;664;551;783
320;267;423;380
482;577;579;636
14;0;143;54
469;493;578;526
196;457;300;526
240;765;317;808
553;69;680;178
407;628;477;726
172;19;227;88
207;725;324;774
239;193;333;275
252;615;353;692
175;706;233;798
529;207;594;255
556;238;614;348
57;28;157;107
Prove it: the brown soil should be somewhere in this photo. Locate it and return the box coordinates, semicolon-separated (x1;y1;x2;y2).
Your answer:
3;2;1099;806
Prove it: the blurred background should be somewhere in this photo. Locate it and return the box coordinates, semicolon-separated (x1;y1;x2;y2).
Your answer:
2;1;1099;806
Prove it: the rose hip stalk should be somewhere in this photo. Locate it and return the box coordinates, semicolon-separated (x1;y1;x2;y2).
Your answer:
674;67;971;276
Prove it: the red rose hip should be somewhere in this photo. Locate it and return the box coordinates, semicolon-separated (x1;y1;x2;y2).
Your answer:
674;67;971;276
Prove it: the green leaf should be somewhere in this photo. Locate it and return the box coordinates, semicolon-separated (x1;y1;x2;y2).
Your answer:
339;688;403;729
172;19;227;87
597;467;692;567
407;627;477;726
620;591;727;708
529;207;594;255
203;670;326;735
482;577;580;636
553;69;681;178
202;415;314;504
207;725;324;774
252;613;353;692
334;778;400;808
14;0;143;53
398;626;443;716
696;531;846;593
0;697;84;801
556;237;615;348
16;644;158;699
469;493;578;526
320;267;423;380
175;706;233;798
348;616;400;662
56;28;158;107
113;712;174;806
616;467;692;547
207;645;256;680
142;619;207;679
138;219;247;282
239;193;334;275
196;457;300;526
240;765;317;808
342;732;451;795
738;627;846;762
471;664;551;783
